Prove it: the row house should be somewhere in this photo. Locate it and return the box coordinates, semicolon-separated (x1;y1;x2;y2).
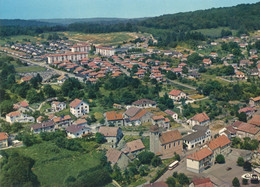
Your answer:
53;115;72;129
47;52;88;64
31;120;55;134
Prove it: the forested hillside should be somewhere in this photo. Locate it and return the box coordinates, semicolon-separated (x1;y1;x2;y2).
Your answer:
1;2;260;46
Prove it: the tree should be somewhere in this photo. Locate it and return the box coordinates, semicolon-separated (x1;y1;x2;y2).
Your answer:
137;151;155;164
177;173;189;185
232;177;240;187
182;66;188;74
237;112;247;122
166;177;176;187
237;157;244;166
166;71;177;80
95;132;106;144
242;178;248;185
43;84;56;97
243;161;252;171
216;154;225;164
151;156;162;167
174;153;181;161
0;100;14;116
111;164;123;181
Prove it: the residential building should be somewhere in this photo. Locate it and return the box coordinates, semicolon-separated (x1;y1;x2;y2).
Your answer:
151;115;170;129
6;111;35;124
106;148;130;170
164;109;178;121
125;109;153;126
70;44;91;52
207;135;231;159
96;46;115;56
238;107;256;117
98;126;123;148
150;125;183;157
183;126;212;150
122;139;145;157
57;75;68;84
143;182;168;187
203;59;212;66
186;147;213;173
53;115;72;129
105;111;124;126
248;115;260;127
168;89;187;101
13;101;30;113
66;126;91;138
236;122;260;139
51;101;66;112
189;178;215;187
132;99;157;108
47;52;88;64
31;120;55;134
187;113;210;127
69;98;89;118
0;132;9;148
21;76;33;82
73;118;88;127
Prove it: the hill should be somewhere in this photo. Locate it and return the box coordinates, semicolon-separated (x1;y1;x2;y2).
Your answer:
0;19;55;26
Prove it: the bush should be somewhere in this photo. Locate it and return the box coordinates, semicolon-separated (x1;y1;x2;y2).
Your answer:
232;177;240;187
237;157;244;166
242;178;248;185
243;161;252;171
166;177;176;187
137;151;155;164
151;156;162;167
216;154;225;164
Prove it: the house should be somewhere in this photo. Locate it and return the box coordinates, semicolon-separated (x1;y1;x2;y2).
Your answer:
21;76;33;82
105;111;124;126
0;132;9;148
248;115;260;127
186;147;213;173
164;109;178;121
189;178;215;187
209;53;218;58
249;96;260;107
150;125;183;157
31;120;55;134
236;122;260;139
183;126;212;150
96;46;115;57
168;89;187;101
132;99;157;108
235;71;245;79
53;115;72;129
122;139;145;156
187;113;210;127
6;111;35;124
124;107;141;119
106;148;130;170
238;107;256;117
98;127;123;148
203;59;212;66
66;126;91;138
51;101;66;112
126;109;153;126
143;182;168;187
73;118;88;127
207;135;231;159
151;115;170;129
57;75;67;84
13;101;30;113
69;98;89;118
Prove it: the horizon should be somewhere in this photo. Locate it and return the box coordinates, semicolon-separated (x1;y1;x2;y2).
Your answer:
0;0;259;20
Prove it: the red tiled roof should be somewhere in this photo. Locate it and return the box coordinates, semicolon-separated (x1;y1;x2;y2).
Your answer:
132;99;156;105
238;107;255;113
106;111;123;121
187;147;213;161
168;89;182;96
191;112;210;123
159;130;182;145
6;111;21;117
251;96;260;102
21;76;33;82
152;115;165;121
248;115;260;126
192;178;214;187
106;148;122;164
130;109;147;121
0;132;8;141
69;98;82;108
123;139;145;153
53;115;71;123
208;135;231;151
237;123;260;135
74;118;87;125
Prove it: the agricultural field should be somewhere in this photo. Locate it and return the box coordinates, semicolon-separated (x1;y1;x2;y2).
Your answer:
193;27;237;38
15;66;46;73
60;32;141;45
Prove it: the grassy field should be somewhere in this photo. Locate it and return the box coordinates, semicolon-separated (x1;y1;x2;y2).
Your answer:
193;27;237;38
0;35;46;45
61;32;139;45
6;142;102;186
15;66;46;73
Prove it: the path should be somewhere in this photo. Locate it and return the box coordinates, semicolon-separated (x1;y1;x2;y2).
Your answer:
166;78;197;90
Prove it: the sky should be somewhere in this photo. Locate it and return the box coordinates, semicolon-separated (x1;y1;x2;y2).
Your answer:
0;0;259;19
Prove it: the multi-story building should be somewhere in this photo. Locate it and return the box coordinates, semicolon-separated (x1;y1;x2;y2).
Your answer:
66;126;91;138
31;120;55;134
183;125;212;150
69;99;89;118
47;52;88;64
105;111;124;126
0;132;9;148
95;46;115;57
70;44;91;52
6;111;35;124
187;112;210;127
51;101;66;112
98;126;123;148
53;115;72;129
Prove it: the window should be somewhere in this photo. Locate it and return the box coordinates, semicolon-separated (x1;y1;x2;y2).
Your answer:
169;143;171;148
178;141;180;145
174;142;175;147
164;145;166;150
192;145;194;148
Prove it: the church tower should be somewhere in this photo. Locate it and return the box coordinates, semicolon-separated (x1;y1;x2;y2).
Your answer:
150;125;160;154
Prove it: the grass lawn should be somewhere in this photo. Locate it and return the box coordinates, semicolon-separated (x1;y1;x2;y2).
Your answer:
0;35;46;45
51;84;61;91
40;102;51;113
6;142;102;186
193;27;237;38
15;66;46;73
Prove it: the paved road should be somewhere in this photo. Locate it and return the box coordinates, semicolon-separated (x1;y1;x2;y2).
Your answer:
2;52;84;82
166;78;197;90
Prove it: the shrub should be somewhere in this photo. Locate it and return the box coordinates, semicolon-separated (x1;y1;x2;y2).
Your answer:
216;154;225;164
237;157;244;166
232;177;240;187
